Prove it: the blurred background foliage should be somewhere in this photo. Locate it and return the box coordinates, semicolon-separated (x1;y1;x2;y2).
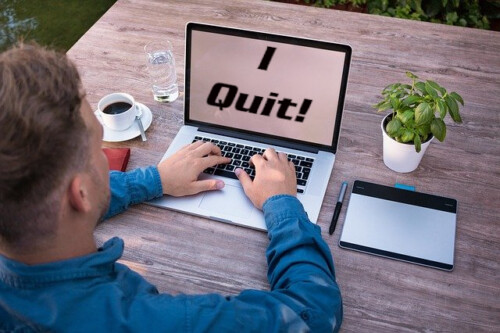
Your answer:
287;0;500;30
0;0;117;52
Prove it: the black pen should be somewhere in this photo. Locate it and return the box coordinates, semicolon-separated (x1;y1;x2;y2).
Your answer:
329;181;348;235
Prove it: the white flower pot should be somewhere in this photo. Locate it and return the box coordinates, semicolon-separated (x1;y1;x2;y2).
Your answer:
381;115;434;173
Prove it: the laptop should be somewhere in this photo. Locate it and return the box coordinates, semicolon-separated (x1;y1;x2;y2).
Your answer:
148;22;352;231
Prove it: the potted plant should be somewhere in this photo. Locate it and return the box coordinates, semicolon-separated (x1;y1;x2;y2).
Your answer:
374;71;464;173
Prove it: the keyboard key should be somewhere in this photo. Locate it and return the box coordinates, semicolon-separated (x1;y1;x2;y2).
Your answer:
300;161;313;168
288;154;296;159
297;156;305;160
296;172;303;179
203;167;215;174
245;146;252;150
214;169;238;180
228;143;235;147
241;161;250;168
222;146;232;151
225;152;234;159
297;189;304;194
236;144;244;148
233;160;241;166
202;137;211;142
195;136;202;140
303;170;311;180
232;148;241;154
292;159;300;165
241;149;249;155
234;154;242;160
297;179;307;186
305;158;314;162
242;156;251;162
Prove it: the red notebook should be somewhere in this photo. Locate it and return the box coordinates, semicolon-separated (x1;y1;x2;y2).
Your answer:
103;148;130;172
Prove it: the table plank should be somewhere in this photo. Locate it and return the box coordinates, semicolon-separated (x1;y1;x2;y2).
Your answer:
68;0;500;331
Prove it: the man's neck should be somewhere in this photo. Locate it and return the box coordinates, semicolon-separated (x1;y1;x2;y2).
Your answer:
0;232;97;265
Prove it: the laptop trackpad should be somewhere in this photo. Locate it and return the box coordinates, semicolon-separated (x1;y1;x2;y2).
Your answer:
198;184;254;218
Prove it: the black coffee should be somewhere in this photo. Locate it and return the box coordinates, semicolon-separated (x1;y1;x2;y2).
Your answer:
103;102;132;115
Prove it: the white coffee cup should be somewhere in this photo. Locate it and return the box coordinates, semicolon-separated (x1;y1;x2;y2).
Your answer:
97;93;138;131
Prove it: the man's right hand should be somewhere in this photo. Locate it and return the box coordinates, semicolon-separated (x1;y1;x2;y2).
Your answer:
235;148;297;210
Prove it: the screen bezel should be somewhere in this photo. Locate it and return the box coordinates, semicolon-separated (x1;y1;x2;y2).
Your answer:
184;22;352;153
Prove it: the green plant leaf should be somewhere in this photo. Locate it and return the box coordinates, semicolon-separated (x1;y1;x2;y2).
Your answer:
398;110;414;125
415;102;433;125
450;91;464;105
446;11;458;24
415;81;426;94
401;129;414;143
431;118;447;141
374;100;391;111
417;122;431;139
406;71;418;79
425;81;439;99
427;80;446;95
436;99;447;119
384;83;400;92
414;134;422;153
390;96;400;110
403;95;422;106
386;118;402;136
445;95;462;123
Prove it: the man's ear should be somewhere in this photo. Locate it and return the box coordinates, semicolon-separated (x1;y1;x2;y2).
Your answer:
68;175;91;213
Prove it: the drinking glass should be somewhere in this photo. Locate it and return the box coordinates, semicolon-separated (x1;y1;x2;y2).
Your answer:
144;40;179;103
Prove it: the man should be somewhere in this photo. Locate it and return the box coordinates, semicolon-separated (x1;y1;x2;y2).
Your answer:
0;43;342;332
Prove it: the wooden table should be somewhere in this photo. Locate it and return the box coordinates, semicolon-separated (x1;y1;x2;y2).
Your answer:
68;0;500;331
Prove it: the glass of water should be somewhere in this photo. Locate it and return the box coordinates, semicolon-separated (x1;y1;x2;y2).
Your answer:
144;40;179;103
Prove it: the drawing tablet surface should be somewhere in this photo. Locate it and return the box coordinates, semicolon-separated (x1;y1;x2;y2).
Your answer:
339;180;457;271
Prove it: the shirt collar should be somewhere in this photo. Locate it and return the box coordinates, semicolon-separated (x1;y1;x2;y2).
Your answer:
0;237;124;289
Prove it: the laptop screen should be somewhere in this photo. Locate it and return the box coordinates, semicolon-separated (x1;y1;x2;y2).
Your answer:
185;23;351;151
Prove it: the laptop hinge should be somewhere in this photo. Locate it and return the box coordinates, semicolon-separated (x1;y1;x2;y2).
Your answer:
196;126;321;154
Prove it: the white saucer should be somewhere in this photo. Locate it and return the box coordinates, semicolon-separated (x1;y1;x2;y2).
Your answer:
94;103;153;142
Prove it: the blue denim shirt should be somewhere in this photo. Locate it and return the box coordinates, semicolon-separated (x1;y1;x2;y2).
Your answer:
0;166;342;332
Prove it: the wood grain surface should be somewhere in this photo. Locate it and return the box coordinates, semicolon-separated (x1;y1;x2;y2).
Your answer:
67;0;500;331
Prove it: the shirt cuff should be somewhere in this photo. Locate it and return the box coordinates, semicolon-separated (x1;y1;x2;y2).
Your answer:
124;166;163;203
145;166;163;199
262;195;309;231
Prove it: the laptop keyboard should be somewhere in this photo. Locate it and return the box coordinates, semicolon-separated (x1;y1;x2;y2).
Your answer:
192;136;314;193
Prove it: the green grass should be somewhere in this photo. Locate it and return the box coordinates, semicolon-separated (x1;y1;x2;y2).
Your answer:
1;0;117;52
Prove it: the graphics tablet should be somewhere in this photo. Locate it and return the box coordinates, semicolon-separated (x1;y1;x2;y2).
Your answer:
339;180;457;271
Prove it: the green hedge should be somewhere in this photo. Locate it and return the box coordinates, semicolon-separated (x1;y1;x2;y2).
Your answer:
300;0;498;30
